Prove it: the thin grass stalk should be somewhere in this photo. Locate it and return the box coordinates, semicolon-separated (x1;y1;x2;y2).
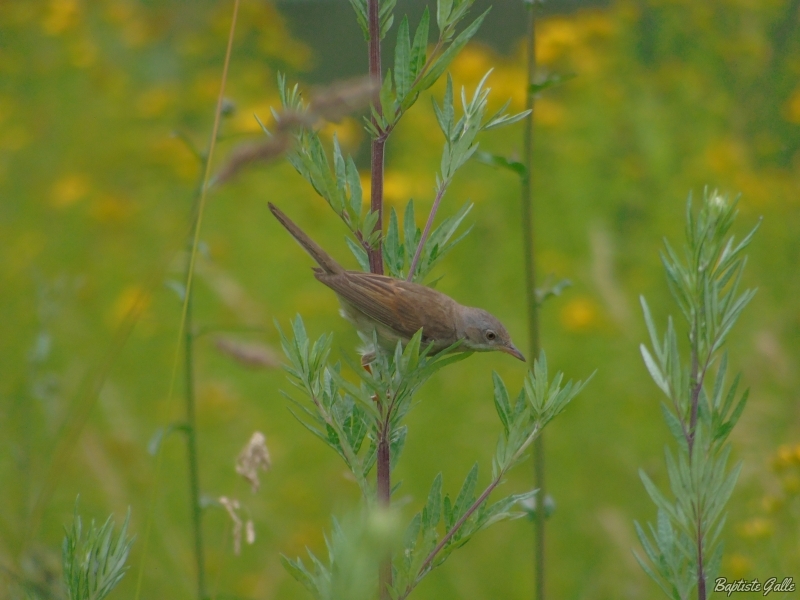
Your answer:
133;2;240;598
183;253;206;600
521;4;544;599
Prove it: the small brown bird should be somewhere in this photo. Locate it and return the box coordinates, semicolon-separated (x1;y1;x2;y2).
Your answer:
269;203;525;362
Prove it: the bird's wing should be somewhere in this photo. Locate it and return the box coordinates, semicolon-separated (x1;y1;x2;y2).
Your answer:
315;271;458;342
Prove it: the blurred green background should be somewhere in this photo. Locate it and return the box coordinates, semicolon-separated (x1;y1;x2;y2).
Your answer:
1;0;799;598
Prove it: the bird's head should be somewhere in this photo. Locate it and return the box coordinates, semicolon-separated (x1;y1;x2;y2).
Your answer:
461;307;525;361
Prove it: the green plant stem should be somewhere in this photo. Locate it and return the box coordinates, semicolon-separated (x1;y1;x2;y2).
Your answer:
400;426;541;600
133;2;240;598
521;4;544;600
183;258;206;600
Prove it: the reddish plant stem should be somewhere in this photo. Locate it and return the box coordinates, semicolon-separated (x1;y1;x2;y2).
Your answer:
367;1;391;597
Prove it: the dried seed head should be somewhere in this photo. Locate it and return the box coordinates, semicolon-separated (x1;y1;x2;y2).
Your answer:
219;496;243;555
236;431;271;493
215;337;281;369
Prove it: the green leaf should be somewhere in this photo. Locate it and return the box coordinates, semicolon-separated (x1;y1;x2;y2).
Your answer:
423;473;443;530
345;156;362;220
410;8;430;80
492;372;511;434
416;9;489;94
394;16;412;100
346;237;370;271
529;72;575;95
380;0;397;38
348;0;369;37
390;425;408;471
474;151;526;177
453;463;478;521
436;0;453;34
384;207;404;277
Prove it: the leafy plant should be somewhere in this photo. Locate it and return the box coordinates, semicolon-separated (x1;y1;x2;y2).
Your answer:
635;190;760;600
62;503;134;600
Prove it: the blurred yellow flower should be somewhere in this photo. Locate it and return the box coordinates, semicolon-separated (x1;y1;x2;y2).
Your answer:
136;87;177;119
450;44;494;85
723;553;752;579
228;102;275;134
705;137;747;174
760;494;784;514
559;297;599;332
537;18;579;65
199;380;239;419
773;444;797;470
319;117;364;153
535;97;567;127
782;473;800;495
89;195;136;224
738;517;774;539
150;136;200;182
51;173;90;208
42;0;80;36
107;285;151;329
784;88;800;124
0;125;31;151
383;171;414;206
69;37;97;68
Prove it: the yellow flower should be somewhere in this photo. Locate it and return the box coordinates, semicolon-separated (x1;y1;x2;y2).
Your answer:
760;495;783;514
738;517;774;540
784;88;800;124
42;0;80;36
136;87;177;119
69;37;97;68
782;473;800;495
723;554;751;579
150;136;200;182
450;44;494;85
559;297;599;332
107;285;151;329
0;125;31;151
537;18;580;65
51;173;90;208
773;444;796;470
535;97;567;127
89;195;136;224
319;117;364;154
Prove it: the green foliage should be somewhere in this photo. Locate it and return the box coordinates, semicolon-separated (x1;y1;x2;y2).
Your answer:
62;503;134;600
635;190;759;598
281;510;402;600
278;317;472;497
381;200;473;282
277;74;379;252
277;327;590;599
364;2;489;135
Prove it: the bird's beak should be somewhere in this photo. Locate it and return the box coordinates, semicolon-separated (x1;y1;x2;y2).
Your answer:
502;343;526;362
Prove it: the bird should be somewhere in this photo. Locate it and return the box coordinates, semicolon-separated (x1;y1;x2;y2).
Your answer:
269;203;525;362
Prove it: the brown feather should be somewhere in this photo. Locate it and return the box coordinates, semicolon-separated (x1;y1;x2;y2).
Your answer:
315;271;459;345
269;203;344;275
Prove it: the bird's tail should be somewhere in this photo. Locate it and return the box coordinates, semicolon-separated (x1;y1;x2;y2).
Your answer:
269;203;345;275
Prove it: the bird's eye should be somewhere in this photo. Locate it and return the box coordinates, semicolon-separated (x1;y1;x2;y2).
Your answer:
485;330;497;341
